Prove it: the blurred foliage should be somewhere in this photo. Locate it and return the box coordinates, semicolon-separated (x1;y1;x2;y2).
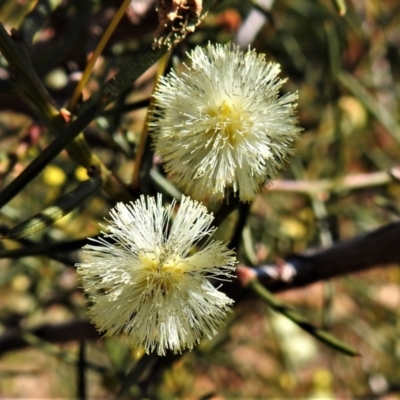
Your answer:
0;0;400;398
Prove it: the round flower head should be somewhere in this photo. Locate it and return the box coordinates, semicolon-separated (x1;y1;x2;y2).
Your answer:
76;194;236;356
150;42;302;202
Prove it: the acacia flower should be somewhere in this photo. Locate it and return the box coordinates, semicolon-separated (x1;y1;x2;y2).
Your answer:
76;195;236;356
150;42;302;202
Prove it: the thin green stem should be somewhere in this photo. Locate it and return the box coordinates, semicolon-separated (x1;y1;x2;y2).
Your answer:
249;279;359;357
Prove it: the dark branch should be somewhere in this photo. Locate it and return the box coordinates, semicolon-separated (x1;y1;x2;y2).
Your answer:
1;222;399;355
254;221;400;292
0;320;99;356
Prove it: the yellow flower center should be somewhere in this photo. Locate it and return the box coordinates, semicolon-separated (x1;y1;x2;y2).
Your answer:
207;100;245;145
138;250;189;294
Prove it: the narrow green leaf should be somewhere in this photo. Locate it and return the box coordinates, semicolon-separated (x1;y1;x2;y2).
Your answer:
79;45;167;116
0;97;106;210
0;238;91;259
150;168;182;200
118;354;157;396
18;0;63;46
338;71;400;145
4;176;102;239
0;22;60;125
249;279;359;357
332;0;346;16
20;331;107;373
325;22;341;79
101;98;150;116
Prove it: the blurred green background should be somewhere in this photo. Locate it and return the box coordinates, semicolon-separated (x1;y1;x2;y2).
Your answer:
1;0;400;398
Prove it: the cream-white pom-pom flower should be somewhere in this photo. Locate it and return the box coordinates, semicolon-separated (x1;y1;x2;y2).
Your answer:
150;42;302;202
76;194;236;356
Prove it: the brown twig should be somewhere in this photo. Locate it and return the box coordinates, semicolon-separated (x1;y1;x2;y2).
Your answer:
265;168;400;195
241;220;400;293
